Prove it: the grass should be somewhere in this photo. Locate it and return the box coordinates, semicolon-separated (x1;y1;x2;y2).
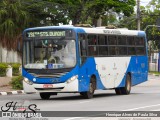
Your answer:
149;71;160;76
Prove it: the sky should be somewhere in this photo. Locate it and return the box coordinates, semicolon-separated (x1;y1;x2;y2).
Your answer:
140;0;151;6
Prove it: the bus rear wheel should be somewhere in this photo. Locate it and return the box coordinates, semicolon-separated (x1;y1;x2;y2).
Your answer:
80;77;96;99
115;74;131;95
40;93;51;100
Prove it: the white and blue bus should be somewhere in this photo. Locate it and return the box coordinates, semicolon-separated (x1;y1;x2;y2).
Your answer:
22;26;148;99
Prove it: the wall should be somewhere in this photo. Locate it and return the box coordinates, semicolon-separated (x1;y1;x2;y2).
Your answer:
0;44;21;63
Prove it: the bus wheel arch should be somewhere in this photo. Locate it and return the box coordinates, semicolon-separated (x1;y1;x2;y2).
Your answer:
90;74;97;90
115;73;131;95
80;74;97;99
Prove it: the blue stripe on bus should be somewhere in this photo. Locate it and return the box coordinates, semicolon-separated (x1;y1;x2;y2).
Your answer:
78;57;105;92
117;56;148;88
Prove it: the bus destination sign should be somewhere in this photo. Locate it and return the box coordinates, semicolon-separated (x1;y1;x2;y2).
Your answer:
26;31;66;37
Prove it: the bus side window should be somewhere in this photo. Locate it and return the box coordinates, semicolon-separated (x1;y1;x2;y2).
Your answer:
88;35;97;45
88;46;98;56
88;34;98;56
127;36;136;55
135;37;145;55
79;34;87;65
80;40;87;56
108;35;117;55
79;34;87;56
109;46;116;55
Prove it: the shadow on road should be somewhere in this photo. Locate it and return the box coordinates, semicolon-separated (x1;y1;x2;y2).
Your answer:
34;92;126;101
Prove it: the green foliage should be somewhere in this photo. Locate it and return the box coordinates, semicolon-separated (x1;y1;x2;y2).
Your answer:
0;0;136;52
50;0;136;26
119;0;160;31
0;0;28;50
142;0;160;50
118;14;137;29
149;71;160;76
10;75;23;90
10;63;21;76
118;0;160;51
0;63;8;77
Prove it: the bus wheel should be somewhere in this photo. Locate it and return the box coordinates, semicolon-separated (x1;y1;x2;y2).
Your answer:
80;77;96;99
115;74;131;95
115;88;121;95
40;93;51;100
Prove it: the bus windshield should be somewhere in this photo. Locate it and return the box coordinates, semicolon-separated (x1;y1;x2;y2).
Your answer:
23;39;76;69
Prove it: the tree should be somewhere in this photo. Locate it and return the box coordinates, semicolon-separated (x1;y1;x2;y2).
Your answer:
0;0;136;51
0;0;28;50
48;0;136;26
119;0;160;31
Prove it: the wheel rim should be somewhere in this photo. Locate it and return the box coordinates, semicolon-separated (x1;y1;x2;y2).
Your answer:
126;76;131;92
89;83;93;93
89;83;94;93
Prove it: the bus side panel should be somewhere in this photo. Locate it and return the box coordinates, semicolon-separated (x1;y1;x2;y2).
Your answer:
115;56;148;88
94;57;131;89
121;56;148;86
131;56;148;86
78;57;105;92
127;56;139;86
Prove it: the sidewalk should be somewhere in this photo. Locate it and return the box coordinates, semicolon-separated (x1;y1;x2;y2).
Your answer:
0;77;24;95
0;85;13;92
0;77;13;92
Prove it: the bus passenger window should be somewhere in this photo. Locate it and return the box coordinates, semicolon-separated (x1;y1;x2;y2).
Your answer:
135;37;144;46
108;36;117;45
136;47;145;55
127;36;135;45
88;35;97;45
128;47;136;55
109;47;116;55
98;35;106;45
88;46;98;56
118;36;126;45
118;47;127;55
99;46;108;56
80;40;87;56
79;34;87;56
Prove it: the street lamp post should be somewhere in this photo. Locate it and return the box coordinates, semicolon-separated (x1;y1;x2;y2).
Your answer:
144;25;160;43
144;25;160;32
137;0;141;30
145;25;160;72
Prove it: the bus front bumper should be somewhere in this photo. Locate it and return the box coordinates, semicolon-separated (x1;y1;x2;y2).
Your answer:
23;78;79;93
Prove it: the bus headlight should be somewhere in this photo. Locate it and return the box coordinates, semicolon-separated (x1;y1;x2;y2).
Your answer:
24;78;33;85
66;75;78;84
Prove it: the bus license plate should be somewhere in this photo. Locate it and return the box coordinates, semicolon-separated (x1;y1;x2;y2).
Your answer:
43;84;53;88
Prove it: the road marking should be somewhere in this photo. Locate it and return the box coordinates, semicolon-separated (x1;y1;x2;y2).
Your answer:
151;109;160;111
122;104;160;111
0;92;7;95
12;91;18;94
63;117;84;120
79;101;92;104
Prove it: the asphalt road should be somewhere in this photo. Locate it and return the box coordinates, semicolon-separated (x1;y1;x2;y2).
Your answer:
0;74;160;120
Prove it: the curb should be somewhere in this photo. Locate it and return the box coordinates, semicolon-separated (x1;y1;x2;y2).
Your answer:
0;90;24;96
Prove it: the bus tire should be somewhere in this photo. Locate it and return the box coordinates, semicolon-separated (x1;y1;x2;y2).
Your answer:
40;93;51;100
115;74;131;95
80;77;96;99
115;88;121;95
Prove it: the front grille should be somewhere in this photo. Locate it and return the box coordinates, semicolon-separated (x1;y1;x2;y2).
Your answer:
35;87;64;90
30;72;68;78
